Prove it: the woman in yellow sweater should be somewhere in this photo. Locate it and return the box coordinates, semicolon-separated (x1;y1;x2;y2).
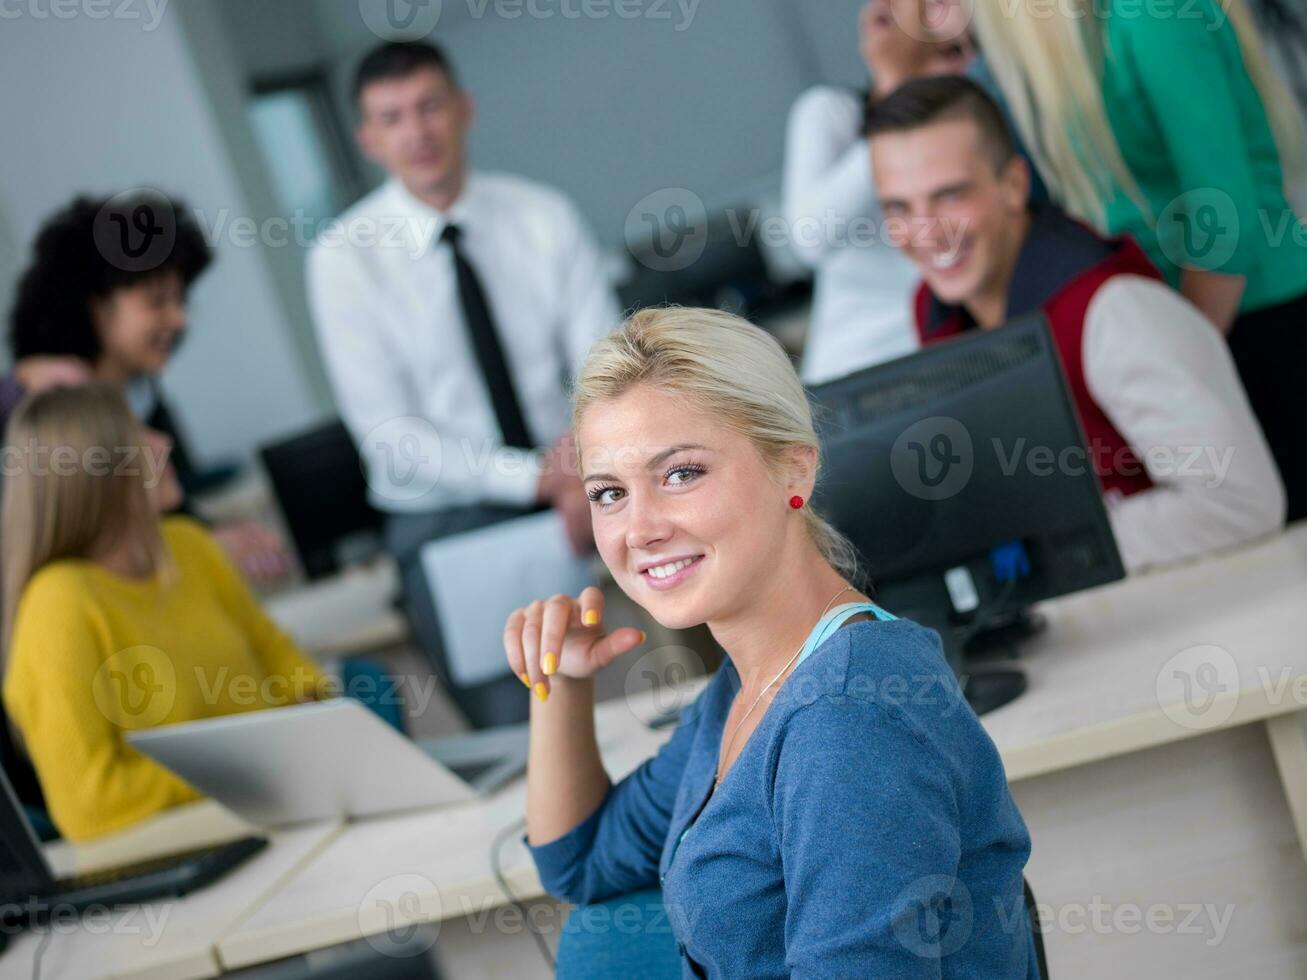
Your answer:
1;384;329;841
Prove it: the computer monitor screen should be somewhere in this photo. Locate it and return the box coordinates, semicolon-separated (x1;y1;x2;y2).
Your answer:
259;420;385;580
808;313;1125;669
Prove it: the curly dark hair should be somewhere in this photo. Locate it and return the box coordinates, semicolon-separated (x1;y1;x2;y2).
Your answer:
7;193;213;364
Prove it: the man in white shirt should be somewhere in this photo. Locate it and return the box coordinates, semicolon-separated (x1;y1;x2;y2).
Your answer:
308;42;621;725
866;76;1285;572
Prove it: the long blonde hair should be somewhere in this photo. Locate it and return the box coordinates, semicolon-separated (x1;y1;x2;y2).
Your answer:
572;307;863;583
2;384;166;663
973;0;1306;224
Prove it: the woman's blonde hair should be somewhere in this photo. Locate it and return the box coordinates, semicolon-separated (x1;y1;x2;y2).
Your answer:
973;0;1306;225
572;306;862;584
2;383;166;663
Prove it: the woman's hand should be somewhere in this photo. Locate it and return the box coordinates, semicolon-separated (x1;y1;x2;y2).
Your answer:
504;586;645;701
213;520;293;586
862;0;975;98
14;356;93;394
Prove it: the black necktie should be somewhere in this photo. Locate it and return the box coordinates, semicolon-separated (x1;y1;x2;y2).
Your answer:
441;224;534;450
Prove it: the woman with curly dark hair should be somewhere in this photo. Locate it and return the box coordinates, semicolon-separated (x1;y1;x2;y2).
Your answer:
2;192;211;465
2;192;290;582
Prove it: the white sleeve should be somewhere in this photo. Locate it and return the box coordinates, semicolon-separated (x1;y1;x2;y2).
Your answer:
306;244;540;512
1083;276;1286;572
552;196;623;376
781;87;877;268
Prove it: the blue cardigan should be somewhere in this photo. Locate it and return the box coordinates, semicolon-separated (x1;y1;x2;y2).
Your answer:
529;618;1038;978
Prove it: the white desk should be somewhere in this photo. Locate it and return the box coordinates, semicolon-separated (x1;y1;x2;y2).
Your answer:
219;525;1307;979
0;804;340;980
215;691;673;971
262;560;406;660
10;526;1307;979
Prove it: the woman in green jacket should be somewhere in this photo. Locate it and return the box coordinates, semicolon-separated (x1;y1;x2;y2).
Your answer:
974;0;1307;521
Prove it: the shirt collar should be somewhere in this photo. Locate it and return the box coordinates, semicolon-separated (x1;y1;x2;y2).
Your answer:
922;204;1118;334
382;173;479;255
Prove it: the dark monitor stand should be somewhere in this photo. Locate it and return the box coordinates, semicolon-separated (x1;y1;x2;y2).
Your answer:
809;314;1126;715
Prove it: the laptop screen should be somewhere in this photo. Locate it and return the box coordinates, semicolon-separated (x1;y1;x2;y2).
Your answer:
0;765;54;908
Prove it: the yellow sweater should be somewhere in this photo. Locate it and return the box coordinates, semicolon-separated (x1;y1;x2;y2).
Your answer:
2;517;327;841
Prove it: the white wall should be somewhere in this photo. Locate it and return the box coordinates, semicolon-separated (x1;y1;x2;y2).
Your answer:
0;3;325;465
0;196;21;373
217;0;875;242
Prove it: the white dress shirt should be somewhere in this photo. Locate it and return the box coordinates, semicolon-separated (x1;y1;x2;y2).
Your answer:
782;86;921;384
307;173;621;514
1084;276;1286;571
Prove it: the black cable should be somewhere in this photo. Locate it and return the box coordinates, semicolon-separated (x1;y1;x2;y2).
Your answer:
954;576;1018;650
490;817;555;972
30;925;51;980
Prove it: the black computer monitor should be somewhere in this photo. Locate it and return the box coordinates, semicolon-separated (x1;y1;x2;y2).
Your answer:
259;419;385;580
808;313;1125;712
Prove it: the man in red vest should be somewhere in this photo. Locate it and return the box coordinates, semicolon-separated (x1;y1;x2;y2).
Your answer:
865;75;1284;571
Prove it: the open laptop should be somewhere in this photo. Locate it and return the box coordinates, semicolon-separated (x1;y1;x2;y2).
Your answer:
0;765;266;929
127;699;528;829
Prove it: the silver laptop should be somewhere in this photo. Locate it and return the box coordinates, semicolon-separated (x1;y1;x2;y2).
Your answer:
127;699;527;828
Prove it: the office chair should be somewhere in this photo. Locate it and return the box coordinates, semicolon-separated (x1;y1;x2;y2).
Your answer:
1026;877;1050;978
259;419;384;580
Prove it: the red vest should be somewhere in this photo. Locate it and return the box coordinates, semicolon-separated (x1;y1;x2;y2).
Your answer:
913;229;1157;499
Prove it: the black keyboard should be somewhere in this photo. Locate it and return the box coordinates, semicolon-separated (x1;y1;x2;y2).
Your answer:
4;836;267;926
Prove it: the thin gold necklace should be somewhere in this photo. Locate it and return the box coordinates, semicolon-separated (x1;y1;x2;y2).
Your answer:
714;583;856;789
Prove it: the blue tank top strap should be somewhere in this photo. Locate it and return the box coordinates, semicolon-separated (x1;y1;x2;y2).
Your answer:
794;601;897;670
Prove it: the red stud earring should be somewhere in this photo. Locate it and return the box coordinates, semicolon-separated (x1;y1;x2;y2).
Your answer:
789;495;805;510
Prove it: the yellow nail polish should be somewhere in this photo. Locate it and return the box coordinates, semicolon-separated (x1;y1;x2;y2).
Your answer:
519;672;531;688
583;610;599;626
534;682;550;703
637;630;647;644
543;653;558;675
